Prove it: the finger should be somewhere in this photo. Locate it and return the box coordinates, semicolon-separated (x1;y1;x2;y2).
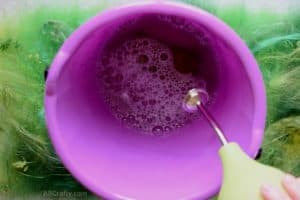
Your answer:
261;184;288;200
282;174;300;200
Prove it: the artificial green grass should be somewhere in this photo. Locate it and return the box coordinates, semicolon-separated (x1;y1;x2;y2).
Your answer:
0;1;299;199
259;116;300;176
0;4;106;199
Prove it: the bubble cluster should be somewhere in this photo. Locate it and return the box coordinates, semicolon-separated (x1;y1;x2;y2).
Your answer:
98;37;207;136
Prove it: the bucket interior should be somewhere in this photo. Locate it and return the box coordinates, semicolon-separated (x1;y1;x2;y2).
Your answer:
51;10;255;200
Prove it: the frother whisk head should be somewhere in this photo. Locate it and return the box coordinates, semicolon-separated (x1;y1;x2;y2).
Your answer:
183;88;209;112
183;88;228;145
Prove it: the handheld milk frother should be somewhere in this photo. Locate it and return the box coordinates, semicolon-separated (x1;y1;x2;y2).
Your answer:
183;88;286;200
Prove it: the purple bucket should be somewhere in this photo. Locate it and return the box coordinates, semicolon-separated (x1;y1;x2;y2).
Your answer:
45;2;266;200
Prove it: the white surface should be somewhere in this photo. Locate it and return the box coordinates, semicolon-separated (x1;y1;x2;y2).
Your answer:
0;0;300;16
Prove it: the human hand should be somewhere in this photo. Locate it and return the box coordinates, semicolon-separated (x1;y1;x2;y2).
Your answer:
261;174;300;200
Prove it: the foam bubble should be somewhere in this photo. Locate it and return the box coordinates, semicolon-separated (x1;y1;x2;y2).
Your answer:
98;37;207;136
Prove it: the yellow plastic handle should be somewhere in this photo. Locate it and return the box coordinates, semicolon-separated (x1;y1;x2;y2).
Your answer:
218;142;285;200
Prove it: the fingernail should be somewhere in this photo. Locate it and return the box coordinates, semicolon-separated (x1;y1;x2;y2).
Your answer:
283;174;299;192
283;174;295;185
261;184;274;195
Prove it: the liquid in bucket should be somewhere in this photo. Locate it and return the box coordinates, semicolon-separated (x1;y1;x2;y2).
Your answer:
98;37;208;136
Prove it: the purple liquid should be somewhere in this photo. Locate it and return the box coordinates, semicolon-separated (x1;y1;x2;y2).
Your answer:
98;37;206;136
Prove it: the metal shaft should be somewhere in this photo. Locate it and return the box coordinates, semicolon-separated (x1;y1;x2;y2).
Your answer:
196;102;228;145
